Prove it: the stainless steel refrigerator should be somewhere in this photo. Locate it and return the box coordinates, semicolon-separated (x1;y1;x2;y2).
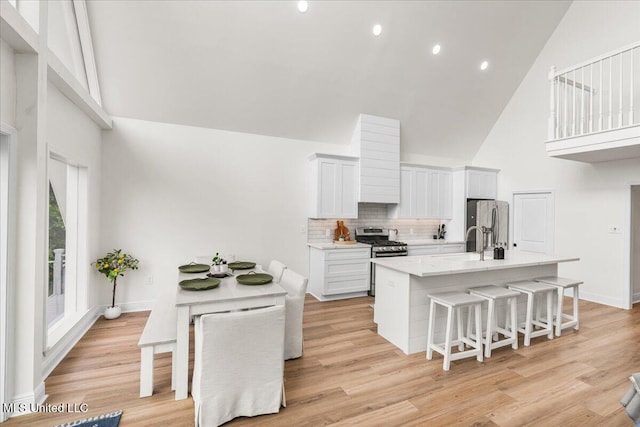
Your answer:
466;199;509;252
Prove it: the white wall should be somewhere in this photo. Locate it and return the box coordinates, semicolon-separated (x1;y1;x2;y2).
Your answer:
473;0;640;308
47;83;102;311
9;61;102;403
633;186;640;301
100;117;348;306
0;39;16;127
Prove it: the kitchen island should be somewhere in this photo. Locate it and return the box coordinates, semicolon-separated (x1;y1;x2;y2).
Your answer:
371;251;579;354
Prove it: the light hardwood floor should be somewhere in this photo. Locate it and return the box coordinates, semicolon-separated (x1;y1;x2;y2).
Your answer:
4;295;639;426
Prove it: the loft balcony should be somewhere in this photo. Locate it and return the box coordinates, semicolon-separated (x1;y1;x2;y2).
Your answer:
546;41;640;163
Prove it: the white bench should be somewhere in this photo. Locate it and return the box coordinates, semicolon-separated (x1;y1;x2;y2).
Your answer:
138;292;177;397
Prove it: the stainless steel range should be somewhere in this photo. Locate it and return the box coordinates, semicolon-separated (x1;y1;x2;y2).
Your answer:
355;227;408;296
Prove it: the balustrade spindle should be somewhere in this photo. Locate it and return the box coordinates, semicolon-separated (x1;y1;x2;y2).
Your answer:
589;63;593;133
549;66;557;140
631;48;635;124
572;69;577;136
608;56;613;130
619;53;624;127
599;60;603;132
563;71;568;138
580;67;585;134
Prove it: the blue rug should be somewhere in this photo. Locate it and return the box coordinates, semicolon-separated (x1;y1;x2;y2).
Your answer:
54;410;122;427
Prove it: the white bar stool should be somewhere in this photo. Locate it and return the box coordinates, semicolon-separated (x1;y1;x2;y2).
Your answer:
468;285;520;358
534;276;582;336
426;291;484;371
507;281;556;346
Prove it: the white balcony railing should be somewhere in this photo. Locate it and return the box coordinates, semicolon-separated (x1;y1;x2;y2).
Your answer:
548;41;640;142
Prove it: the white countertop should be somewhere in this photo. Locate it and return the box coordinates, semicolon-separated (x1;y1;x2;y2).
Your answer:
307;242;371;250
403;239;465;246
371;251;579;277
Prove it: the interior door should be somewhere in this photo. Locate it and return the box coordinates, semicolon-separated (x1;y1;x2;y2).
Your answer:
513;192;555;254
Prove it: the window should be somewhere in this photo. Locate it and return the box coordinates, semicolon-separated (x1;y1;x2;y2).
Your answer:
46;154;88;346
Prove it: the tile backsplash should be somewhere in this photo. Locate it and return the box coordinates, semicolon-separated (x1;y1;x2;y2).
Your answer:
307;203;445;243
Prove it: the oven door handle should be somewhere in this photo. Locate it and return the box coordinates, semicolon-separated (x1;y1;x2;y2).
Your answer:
373;252;408;258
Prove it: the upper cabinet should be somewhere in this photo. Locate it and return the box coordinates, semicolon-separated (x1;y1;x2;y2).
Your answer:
308;154;358;219
389;164;452;219
352;114;400;203
465;167;498;200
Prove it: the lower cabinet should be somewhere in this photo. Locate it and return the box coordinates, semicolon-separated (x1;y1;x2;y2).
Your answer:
407;243;466;256
309;247;371;300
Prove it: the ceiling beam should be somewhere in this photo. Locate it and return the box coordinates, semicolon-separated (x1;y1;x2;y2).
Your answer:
0;1;38;53
48;49;112;130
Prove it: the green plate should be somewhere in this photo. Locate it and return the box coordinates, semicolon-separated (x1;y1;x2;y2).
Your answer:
178;263;210;273
228;261;256;270
236;272;273;286
179;277;221;291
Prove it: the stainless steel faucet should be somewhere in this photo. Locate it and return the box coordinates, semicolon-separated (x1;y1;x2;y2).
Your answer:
466;225;488;261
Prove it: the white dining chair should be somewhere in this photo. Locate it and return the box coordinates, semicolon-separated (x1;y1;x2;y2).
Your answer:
267;260;287;283
192;305;286;427
279;269;308;360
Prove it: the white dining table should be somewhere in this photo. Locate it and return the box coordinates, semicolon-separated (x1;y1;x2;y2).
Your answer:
174;269;287;400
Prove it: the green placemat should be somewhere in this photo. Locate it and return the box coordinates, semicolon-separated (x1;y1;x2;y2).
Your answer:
178;262;210;273
179;277;221;291
236;272;273;285
228;261;256;270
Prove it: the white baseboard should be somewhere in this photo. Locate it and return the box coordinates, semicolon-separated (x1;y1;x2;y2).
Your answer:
308;291;369;302
8;381;45;418
42;307;101;380
579;291;627;309
633;293;640;304
114;300;154;313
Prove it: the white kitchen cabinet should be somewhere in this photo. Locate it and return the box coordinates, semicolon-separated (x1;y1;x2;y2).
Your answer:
427;169;452;219
352;114;400;203
466;167;498;200
308;246;371;300
389;164;452;219
407;243;465;256
308;154;358;219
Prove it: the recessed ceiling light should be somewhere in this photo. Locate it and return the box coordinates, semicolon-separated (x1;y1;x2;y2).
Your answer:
480;60;489;71
372;24;382;36
297;1;308;13
432;44;441;55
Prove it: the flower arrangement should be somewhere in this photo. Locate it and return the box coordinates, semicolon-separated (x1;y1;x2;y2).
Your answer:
211;252;226;266
95;249;139;308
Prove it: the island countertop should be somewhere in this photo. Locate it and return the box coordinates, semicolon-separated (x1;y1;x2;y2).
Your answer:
371;251;579;277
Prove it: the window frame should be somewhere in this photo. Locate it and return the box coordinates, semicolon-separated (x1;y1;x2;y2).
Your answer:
0;123;18;423
45;150;89;349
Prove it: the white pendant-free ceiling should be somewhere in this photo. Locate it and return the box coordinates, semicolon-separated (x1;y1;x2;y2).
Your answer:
87;0;570;160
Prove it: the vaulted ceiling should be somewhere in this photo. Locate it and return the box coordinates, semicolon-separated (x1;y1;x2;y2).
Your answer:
86;0;571;160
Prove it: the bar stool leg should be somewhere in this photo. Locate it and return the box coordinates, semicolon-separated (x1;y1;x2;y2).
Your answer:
475;303;483;362
573;286;580;331
444;305;454;371
555;287;563;337
510;296;518;350
524;293;533;346
546;291;554;339
427;299;436;360
484;298;495;358
457;306;464;351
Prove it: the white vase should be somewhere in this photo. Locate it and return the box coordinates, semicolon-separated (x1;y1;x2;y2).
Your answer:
220;264;229;274
104;305;122;320
212;264;221;273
